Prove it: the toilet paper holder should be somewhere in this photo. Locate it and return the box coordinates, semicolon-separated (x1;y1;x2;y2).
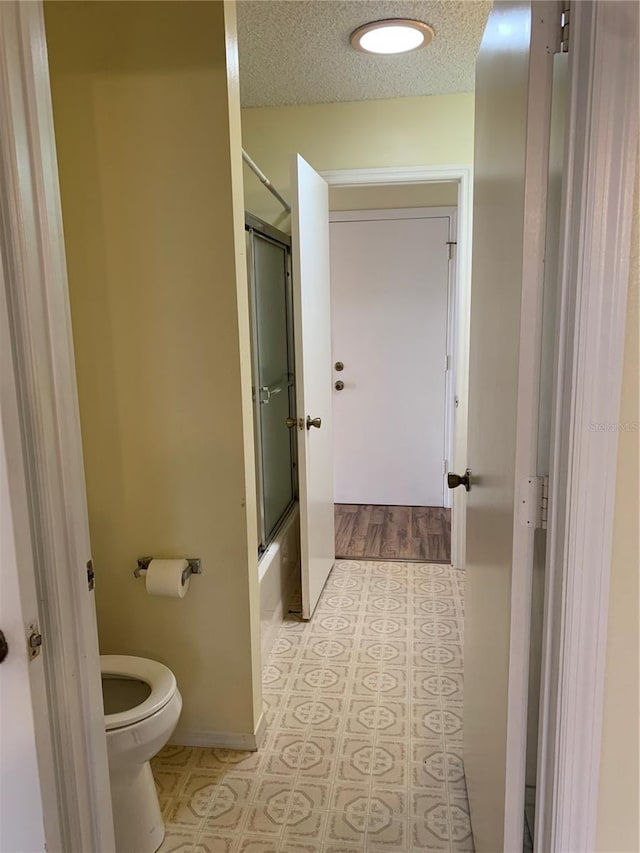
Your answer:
134;557;202;585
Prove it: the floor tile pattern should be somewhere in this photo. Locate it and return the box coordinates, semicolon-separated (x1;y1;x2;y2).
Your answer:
154;560;473;852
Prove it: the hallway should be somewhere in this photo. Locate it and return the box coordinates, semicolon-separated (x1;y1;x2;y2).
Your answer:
154;559;471;852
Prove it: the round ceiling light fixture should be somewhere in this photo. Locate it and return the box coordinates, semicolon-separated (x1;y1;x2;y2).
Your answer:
350;18;435;55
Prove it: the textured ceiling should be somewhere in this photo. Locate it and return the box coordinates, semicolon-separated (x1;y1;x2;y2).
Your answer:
237;1;492;108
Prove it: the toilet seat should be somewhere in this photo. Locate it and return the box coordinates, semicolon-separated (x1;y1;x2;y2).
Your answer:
101;655;177;731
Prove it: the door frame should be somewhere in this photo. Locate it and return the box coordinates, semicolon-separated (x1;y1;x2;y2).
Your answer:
0;0;637;850
535;2;639;850
322;166;472;569
0;2;115;850
328;205;458;511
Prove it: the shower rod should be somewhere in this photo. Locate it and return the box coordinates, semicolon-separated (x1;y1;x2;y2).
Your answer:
242;149;291;214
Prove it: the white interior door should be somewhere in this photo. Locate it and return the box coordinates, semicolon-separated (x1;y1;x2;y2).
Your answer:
0;246;53;852
291;154;335;619
0;413;47;853
462;3;555;851
330;212;450;506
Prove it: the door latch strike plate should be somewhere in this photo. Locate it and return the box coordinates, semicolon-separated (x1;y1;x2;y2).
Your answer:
27;624;42;660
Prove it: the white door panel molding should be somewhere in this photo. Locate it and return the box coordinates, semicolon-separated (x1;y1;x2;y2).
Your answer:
536;2;639;850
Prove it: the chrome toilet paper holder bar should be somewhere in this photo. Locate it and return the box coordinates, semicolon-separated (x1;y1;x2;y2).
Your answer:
134;557;202;585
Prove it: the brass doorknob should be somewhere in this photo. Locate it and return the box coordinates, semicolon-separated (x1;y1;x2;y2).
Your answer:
306;416;322;430
285;417;298;429
335;381;345;391
447;469;471;491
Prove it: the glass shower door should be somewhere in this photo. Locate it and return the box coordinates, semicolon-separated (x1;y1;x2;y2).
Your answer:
249;226;296;548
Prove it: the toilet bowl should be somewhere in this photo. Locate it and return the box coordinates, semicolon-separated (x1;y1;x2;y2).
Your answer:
101;655;182;853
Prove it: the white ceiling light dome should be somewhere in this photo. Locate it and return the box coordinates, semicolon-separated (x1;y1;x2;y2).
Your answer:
350;18;435;55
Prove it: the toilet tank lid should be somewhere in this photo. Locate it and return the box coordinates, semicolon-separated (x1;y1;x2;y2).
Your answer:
100;655;177;731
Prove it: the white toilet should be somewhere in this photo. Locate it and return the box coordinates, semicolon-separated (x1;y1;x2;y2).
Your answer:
101;655;182;853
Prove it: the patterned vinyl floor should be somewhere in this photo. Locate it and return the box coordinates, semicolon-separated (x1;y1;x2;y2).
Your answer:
154;560;474;852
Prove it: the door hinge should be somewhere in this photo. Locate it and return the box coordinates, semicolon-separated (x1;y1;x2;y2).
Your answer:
560;5;570;53
518;475;549;529
27;624;42;660
540;475;549;529
445;354;451;371
446;241;457;261
87;559;95;591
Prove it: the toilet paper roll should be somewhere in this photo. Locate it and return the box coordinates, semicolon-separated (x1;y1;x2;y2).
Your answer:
145;558;190;598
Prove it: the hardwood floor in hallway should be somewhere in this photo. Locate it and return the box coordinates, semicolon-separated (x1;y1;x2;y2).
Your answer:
335;505;451;563
155;560;472;852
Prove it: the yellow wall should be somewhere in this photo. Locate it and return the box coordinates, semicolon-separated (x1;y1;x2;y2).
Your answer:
241;93;474;226
596;155;639;851
45;0;262;738
330;182;458;211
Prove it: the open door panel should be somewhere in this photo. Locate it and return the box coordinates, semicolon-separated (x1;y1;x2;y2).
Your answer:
290;154;335;619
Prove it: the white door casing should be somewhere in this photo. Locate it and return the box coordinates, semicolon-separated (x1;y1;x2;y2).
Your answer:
330;210;452;507
536;3;639;850
463;3;556;850
321;167;473;569
291;154;336;619
523;43;569;812
0;2;115;850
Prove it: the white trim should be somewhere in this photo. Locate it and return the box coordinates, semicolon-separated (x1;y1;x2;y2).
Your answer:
320;166;473;568
329;206;457;222
444;209;458;514
502;5;557;847
172;712;268;752
321;164;473;186
0;3;115;851
536;2;639;851
452;171;473;570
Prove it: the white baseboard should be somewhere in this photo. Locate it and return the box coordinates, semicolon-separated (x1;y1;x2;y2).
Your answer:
171;711;267;752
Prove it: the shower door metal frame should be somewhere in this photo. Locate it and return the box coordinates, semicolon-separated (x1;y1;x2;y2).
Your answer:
246;214;298;554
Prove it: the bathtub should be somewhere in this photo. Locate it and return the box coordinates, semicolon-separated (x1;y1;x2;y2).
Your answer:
258;504;301;661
